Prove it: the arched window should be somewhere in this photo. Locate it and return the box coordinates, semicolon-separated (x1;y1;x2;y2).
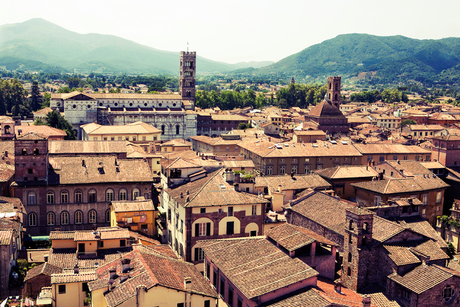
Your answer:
29;213;37;226
75;211;83;224
75;190;82;203
347;267;351;276
61;212;69;225
22;148;27;155
34;148;39;155
106;209;111;223
89;210;97;224
443;285;454;302
119;189;127;201
106;189;114;202
335;94;338;100
47;191;55;204
47;212;55;225
28;192;36;205
61;191;68;203
176;125;180;135
88;190;97;203
132;188;140;200
348;252;352;262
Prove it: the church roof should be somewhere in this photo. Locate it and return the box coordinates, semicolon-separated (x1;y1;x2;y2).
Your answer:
308;100;344;117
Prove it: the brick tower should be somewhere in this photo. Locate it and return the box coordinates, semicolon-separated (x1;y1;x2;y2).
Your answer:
342;207;374;291
327;76;341;109
179;51;196;108
14;132;49;184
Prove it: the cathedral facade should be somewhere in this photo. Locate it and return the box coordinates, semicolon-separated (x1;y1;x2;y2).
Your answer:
50;51;197;141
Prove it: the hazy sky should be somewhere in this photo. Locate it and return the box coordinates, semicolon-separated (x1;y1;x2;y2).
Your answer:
2;0;460;64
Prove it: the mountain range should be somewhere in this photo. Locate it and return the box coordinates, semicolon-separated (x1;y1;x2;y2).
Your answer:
1;18;460;86
251;34;460;85
0;18;273;74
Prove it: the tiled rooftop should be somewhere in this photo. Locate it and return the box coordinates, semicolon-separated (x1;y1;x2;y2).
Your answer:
111;199;155;212
199;237;318;299
24;262;62;282
255;173;331;191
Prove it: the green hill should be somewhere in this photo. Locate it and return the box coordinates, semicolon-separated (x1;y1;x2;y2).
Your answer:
252;34;460;85
0;18;273;74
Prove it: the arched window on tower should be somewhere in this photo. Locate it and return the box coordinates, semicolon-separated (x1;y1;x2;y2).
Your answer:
335;94;338;101
348;252;352;262
329;83;332;89
22;148;27;155
176;125;180;135
335;83;339;91
34;148;39;155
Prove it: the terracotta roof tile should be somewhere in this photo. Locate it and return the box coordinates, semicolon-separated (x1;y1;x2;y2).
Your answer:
24;263;62;282
315;165;378;179
266;224;338;252
255;174;331;191
308;100;344;117
388;264;455;294
199;237;318;299
351;176;449;194
111;199;155;212
0;230;12;245
49;140;128;154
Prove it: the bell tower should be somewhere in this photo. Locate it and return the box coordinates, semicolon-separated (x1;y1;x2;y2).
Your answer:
179;50;196;108
342;207;374;291
14;132;49;184
327;76;341;109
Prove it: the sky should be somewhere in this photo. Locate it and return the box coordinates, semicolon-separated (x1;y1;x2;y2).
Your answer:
1;0;460;64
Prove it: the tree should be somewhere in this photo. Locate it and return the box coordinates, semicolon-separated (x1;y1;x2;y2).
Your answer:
31;81;41;111
45;110;77;140
401;119;417;127
238;122;252;130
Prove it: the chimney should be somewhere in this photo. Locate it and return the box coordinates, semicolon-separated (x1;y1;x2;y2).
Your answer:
180;192;183;198
225;170;235;183
184;277;192;291
74;263;79;274
109;269;117;280
82;160;86;167
362;296;371;307
122;258;131;273
334;283;342;294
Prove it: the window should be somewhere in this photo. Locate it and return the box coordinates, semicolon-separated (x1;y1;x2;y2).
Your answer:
228;207;233;217
204;300;210;307
106;189;114;201
120;239;126;247
403;155;408;160
436;191;442;204
47;212;55;225
180;219;184;233
220;278;225;299
393;155;398;160
195;222;210;236
200;208;206;214
61;212;69;225
279;165;286;175
132;188;140;200
88;190;97;203
304;164;311;174
227;221;234;235
266;166;273;175
403;289;410;300
29;213;37;226
442;285;454;302
348;252;352;262
47;191;55;204
58;285;66;294
89;210;96;224
250;230;257;237
195;247;205;261
228;287;234;307
176;125;180;135
119;189;127;201
213;270;218;289
61;191;68;204
252;205;257;215
177;303;184;307
75;211;83;224
75;191;82;203
28;192;36;205
423;194;428;205
347;267;351;276
291;165;297;174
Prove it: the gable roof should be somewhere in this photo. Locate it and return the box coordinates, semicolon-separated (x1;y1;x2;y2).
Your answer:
24;262;62;282
315;165;378;180
88;248;217;307
351;176;449;194
255;174;331;191
198;237;318;299
266;224;338;252
388;264;459;294
166;168;269;208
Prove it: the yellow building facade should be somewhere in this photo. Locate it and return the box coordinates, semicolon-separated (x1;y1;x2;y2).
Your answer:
110;198;156;237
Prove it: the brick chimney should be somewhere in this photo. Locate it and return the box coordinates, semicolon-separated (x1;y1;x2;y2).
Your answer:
362;296;371;307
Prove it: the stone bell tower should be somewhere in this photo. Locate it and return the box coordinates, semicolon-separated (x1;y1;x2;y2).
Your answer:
179;51;196;108
327;76;341;109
